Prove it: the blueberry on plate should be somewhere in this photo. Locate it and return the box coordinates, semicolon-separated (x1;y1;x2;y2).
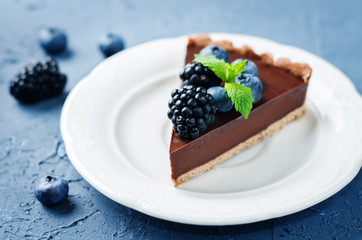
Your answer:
39;28;67;54
235;74;263;104
207;86;233;113
199;45;229;62
35;175;69;206
232;58;258;76
99;33;125;57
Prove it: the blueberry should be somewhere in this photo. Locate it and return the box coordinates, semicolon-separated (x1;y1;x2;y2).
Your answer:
199;45;229;62
235;74;263;104
232;58;258;76
99;33;125;57
39;28;67;54
35;176;68;206
207;86;233;113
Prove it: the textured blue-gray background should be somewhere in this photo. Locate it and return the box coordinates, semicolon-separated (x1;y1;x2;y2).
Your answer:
0;0;361;239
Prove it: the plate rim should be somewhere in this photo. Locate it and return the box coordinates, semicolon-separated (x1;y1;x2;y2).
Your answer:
60;32;362;225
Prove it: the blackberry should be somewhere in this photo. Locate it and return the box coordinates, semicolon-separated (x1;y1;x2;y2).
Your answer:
167;85;217;140
9;58;67;103
179;62;222;88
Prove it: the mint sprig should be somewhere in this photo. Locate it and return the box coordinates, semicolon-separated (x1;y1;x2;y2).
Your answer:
193;54;246;83
224;82;253;119
193;54;253;119
192;54;228;81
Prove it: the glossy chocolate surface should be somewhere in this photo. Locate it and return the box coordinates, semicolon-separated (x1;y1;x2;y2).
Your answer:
170;43;308;180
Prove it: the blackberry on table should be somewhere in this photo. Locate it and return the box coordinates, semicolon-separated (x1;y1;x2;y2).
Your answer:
167;85;217;140
9;58;67;103
179;62;221;88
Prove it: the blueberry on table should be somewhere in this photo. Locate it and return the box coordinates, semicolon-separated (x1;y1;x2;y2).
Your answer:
207;86;233;113
235;74;263;104
199;45;229;62
39;27;67;54
232;58;258;76
99;33;125;57
35;176;69;206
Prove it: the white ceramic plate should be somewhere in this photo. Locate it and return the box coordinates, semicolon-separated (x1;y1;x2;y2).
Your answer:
60;33;362;225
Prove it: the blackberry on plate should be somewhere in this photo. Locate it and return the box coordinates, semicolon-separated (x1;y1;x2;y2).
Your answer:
9;58;67;103
179;62;222;89
167;85;217;140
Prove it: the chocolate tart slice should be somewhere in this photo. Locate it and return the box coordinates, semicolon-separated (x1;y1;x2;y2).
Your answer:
170;34;312;186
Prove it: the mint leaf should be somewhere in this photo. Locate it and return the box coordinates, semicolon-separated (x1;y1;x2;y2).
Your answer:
193;54;227;81
193;54;246;83
230;61;246;80
224;82;253;119
193;54;252;118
